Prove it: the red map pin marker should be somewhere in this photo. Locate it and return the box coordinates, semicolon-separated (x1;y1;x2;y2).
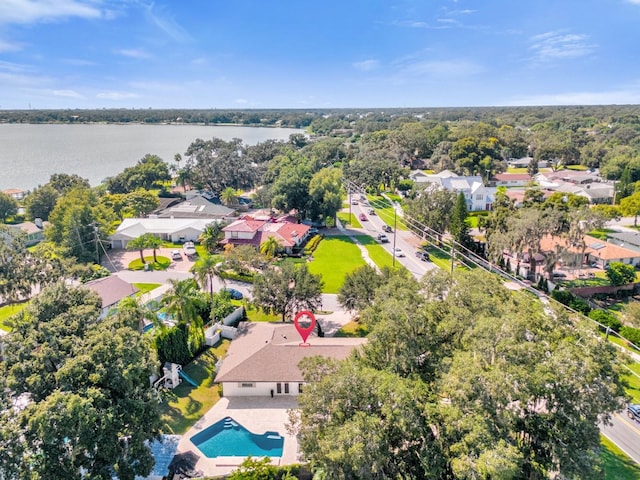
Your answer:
294;311;316;347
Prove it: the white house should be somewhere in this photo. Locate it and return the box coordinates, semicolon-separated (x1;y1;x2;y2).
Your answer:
214;323;366;397
412;170;497;211
489;173;532;188
8;220;47;246
110;218;219;249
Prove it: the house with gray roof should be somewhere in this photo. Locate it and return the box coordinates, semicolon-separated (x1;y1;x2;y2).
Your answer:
110;217;219;249
83;275;138;318
411;170;497;211
215;322;365;397
157;195;235;220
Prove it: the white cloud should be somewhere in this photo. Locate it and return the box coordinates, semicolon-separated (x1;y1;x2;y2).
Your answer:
530;31;596;62
53;89;84;99
0;39;23;52
0;0;103;25
353;59;380;72
96;91;138;100
626;0;640;4
114;48;152;59
235;98;248;104
142;2;191;42
396;59;485;78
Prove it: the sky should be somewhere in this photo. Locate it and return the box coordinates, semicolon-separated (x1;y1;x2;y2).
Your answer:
1;0;640;109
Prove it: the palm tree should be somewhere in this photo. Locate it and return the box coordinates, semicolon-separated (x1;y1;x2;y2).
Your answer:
198;222;224;253
220;187;238;206
126;236;147;264
161;278;204;354
144;234;163;263
193;254;220;300
259;235;281;259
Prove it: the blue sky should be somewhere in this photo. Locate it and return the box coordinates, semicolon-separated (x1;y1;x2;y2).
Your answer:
1;0;640;109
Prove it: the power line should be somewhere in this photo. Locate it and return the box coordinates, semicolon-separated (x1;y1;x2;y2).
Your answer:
342;178;640;354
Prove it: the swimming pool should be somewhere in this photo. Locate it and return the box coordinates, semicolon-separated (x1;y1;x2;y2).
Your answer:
190;417;284;458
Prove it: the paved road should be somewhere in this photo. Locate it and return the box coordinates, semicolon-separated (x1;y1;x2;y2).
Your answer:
601;412;640;464
348;200;437;280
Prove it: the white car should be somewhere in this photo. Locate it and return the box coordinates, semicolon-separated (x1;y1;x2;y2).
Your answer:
393;247;405;257
182;241;197;257
171;250;182;260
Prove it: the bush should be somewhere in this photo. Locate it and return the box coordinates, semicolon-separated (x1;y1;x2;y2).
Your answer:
550;288;591;315
620;326;640;347
219;271;254;283
303;234;323;255
154;324;191;365
588;309;622;332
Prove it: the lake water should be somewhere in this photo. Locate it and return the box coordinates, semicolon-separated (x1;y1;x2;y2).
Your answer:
0;123;302;191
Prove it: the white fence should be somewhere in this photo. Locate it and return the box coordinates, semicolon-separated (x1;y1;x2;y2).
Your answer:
204;306;243;345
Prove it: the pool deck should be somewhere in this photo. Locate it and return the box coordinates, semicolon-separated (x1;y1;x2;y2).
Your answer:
177;396;299;477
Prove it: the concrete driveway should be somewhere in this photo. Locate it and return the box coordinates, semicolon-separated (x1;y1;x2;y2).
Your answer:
102;247;197;273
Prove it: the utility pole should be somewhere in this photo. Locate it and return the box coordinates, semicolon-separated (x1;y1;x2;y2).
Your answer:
348;187;352;225
92;223;101;265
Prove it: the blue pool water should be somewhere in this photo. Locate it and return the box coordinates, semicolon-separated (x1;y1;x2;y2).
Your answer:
190;417;284;458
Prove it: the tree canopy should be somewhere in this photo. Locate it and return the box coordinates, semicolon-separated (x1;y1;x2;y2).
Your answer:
0;282;161;479
292;269;626;480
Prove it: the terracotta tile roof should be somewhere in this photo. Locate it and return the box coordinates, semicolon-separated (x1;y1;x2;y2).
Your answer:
223;219;265;233
538;234;640;260
215;323;365;383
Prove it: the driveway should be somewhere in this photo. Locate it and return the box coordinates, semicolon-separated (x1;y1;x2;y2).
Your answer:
102;247;197;274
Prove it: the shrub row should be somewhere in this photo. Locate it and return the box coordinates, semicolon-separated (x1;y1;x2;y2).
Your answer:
219;271;254;284
303;234;323;255
550;289;591;315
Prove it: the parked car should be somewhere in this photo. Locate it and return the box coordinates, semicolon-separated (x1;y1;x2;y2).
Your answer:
393;247;405;257
628;404;640;423
377;233;389;243
382;225;393;233
351;199;359;205
308;227;319;235
359;213;367;221
368;209;376;215
222;288;244;300
415;250;430;261
552;271;567;278
183;241;197;257
171;250;182;260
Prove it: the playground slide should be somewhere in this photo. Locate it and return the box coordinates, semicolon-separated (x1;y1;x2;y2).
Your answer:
178;370;198;387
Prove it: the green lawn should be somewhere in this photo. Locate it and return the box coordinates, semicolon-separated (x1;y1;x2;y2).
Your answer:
334;320;370;337
600;435;640;480
366;195;407;231
355;235;400;270
307;236;366;293
159;341;229;434
425;245;453;271
128;256;171;271
337;211;362;229
244;303;282;322
589;228;616;240
0;302;28;332
132;283;162;296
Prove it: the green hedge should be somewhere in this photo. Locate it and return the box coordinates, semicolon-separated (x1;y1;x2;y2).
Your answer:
303;234;323;255
219;271;255;284
620;326;640;346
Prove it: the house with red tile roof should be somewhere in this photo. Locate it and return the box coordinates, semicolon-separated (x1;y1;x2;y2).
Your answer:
221;217;311;254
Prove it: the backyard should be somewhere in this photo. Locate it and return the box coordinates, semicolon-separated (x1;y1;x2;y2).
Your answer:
159;340;230;434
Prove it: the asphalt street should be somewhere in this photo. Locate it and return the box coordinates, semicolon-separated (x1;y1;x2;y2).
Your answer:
601;412;640;464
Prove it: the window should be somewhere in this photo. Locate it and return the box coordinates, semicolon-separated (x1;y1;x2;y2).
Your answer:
231;231;239;239
284;383;289;394
239;382;255;388
276;383;282;394
298;383;303;393
476;194;483;200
